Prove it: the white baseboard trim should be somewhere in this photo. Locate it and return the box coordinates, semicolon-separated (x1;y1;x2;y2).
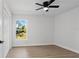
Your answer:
54;43;79;54
13;43;54;47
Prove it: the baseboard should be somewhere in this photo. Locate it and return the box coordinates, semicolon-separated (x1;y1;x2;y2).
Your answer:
13;43;54;47
54;43;79;54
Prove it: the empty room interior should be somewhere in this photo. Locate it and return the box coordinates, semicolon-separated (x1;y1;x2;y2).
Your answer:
1;0;79;58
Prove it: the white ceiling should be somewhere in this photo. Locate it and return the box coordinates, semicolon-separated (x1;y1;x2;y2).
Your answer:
6;0;79;16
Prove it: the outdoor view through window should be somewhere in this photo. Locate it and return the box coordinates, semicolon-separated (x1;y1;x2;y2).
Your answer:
16;19;28;40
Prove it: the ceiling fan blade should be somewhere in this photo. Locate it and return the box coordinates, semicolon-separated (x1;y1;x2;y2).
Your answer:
49;5;59;8
36;7;43;10
48;0;55;5
35;3;43;6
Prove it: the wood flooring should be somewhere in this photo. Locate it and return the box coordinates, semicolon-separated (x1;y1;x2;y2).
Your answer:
6;45;79;58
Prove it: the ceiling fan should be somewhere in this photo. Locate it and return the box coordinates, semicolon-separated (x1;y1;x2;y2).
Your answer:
35;0;59;12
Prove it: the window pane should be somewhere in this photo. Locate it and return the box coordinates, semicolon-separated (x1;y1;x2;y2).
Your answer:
16;19;28;40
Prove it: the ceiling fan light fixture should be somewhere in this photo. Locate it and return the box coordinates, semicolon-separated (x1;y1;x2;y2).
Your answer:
43;7;48;11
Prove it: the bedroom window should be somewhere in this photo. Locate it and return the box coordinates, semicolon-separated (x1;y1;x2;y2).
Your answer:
16;19;28;40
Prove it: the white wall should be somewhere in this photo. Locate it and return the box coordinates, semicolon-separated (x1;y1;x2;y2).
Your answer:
54;7;79;53
13;15;54;46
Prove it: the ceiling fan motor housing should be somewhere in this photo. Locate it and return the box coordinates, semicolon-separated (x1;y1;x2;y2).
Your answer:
43;1;49;7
